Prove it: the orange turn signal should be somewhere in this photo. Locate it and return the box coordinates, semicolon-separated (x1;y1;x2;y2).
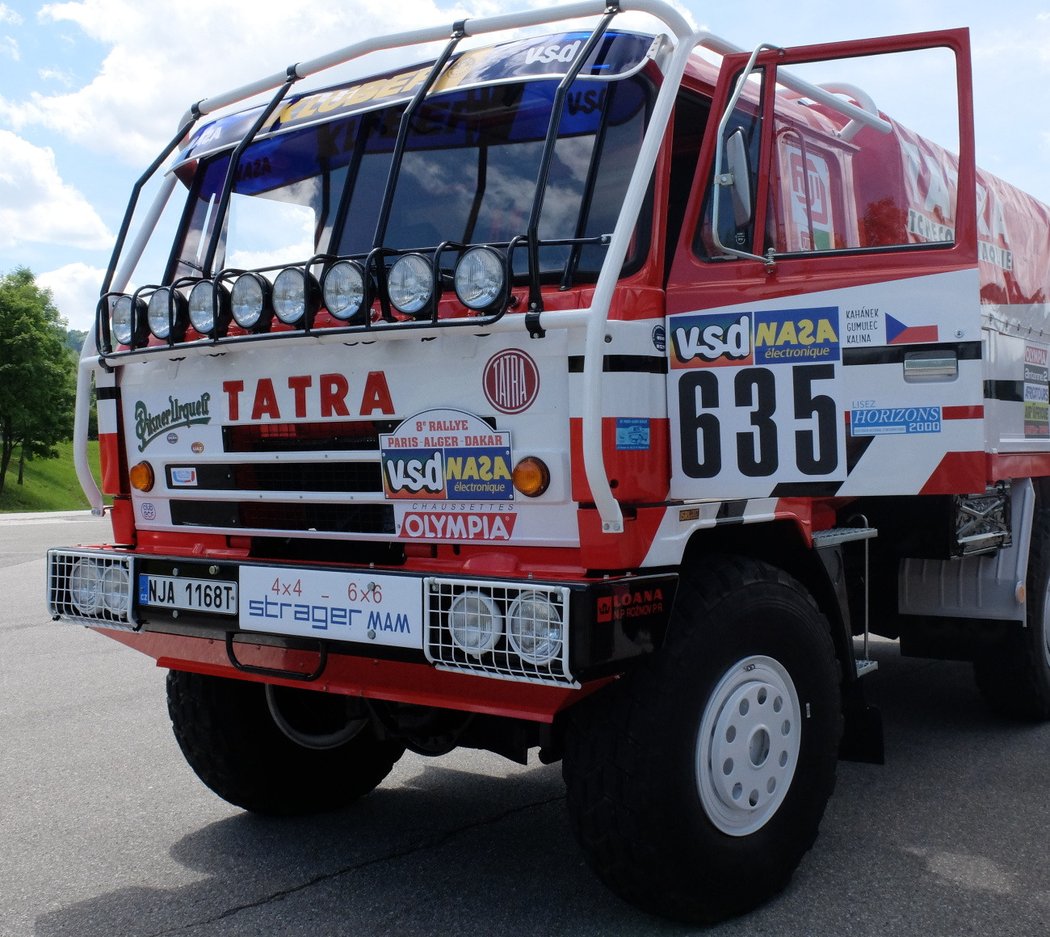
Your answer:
129;461;155;492
512;456;550;498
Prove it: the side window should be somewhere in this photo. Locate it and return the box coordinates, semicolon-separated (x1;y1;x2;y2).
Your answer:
764;45;959;256
694;43;961;261
693;69;764;259
665;92;710;276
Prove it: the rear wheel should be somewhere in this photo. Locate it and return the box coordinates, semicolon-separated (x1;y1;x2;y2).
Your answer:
563;557;842;924
974;509;1050;720
167;671;404;815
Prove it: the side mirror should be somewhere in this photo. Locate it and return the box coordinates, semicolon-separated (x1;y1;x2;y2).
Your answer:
725;128;753;226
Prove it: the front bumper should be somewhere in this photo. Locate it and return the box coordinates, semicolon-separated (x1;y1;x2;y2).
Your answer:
47;548;677;694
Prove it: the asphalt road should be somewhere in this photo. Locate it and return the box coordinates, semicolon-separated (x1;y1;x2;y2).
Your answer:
3;512;1050;936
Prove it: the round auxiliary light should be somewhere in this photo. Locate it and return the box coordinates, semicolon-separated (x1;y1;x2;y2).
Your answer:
273;267;318;326
448;590;503;658
146;287;187;340
230;272;270;330
507;591;563;666
110;294;141;347
512;456;550;498
68;558;102;615
100;564;130;615
188;279;228;336
387;253;433;316
322;260;367;322
454;247;506;311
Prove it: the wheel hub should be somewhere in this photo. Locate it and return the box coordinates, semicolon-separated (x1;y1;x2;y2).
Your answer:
696;656;801;836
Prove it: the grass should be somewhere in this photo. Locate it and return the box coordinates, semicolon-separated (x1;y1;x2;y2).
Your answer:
0;440;104;513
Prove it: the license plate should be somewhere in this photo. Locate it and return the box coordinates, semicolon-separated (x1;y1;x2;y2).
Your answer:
138;574;238;615
238;566;422;649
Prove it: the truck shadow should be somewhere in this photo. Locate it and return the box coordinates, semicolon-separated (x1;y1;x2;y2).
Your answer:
34;646;1050;937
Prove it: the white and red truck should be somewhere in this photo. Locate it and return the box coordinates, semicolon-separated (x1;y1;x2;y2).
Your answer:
46;0;1050;922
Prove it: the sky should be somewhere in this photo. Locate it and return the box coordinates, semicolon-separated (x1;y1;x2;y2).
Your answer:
1;0;1049;333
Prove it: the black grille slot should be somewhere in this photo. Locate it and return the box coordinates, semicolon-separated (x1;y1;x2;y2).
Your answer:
170;500;395;534
169;462;381;492
223;420;396;453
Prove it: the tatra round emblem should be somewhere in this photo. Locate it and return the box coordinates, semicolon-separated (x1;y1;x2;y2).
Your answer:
483;349;540;414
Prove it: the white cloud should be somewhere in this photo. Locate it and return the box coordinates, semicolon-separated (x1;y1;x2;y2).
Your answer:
4;0;475;165
37;261;105;332
0;35;17;60
0;130;112;250
38;66;75;85
0;3;22;25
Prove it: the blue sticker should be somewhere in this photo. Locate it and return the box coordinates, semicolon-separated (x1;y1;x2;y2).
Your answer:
652;324;666;354
616;418;650;450
753;307;840;365
850;406;942;436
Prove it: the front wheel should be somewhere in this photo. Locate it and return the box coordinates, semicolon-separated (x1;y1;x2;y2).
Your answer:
563;557;842;924
167;671;405;815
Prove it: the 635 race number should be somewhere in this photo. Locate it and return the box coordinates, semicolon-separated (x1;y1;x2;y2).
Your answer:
677;364;841;487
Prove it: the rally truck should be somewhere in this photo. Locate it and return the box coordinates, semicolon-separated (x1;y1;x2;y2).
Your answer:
46;0;1050;923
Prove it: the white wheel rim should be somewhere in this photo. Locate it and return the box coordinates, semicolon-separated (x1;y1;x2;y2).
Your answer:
696;655;801;836
265;684;368;750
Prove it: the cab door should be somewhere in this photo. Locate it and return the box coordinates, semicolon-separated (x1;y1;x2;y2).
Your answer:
665;30;982;502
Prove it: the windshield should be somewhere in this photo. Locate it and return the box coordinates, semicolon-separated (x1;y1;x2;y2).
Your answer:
170;73;652;284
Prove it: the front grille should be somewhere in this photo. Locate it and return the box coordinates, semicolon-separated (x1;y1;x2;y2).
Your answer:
170;500;394;534
168;462;381;492
424;577;575;686
223;420;396;453
47;549;136;629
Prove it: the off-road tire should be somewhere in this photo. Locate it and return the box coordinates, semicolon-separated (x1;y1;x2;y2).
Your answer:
562;556;842;924
974;509;1050;720
167;671;404;815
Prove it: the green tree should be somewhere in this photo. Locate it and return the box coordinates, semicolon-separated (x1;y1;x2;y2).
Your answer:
0;268;77;493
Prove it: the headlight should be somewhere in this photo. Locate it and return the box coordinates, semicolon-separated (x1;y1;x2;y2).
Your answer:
507;591;563;665
272;267;319;326
100;564;130;615
454;247;506;311
146;287;187;340
231;273;271;330
448;590;503;657
68;558;101;614
188;280;229;336
110;294;144;347
387;254;433;316
322;260;367;322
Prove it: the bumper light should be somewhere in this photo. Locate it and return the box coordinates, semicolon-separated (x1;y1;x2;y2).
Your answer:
507;591;563;665
47;550;135;629
425;578;573;686
100;565;131;615
68;558;102;615
454;247;506;311
388;254;433;316
448;590;503;657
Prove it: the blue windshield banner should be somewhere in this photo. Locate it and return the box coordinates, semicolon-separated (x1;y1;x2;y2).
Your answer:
176;31;655;167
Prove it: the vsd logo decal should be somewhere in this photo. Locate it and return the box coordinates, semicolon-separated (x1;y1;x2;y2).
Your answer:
670;313;753;368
